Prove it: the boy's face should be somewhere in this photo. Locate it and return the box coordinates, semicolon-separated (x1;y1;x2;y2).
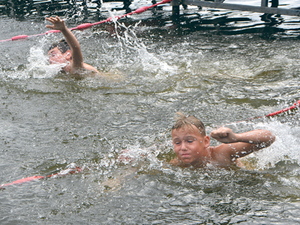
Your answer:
48;47;70;65
171;125;210;166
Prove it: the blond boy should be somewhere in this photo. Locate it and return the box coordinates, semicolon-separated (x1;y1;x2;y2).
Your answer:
170;112;275;168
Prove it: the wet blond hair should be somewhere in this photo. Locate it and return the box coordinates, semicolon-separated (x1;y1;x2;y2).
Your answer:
172;112;206;136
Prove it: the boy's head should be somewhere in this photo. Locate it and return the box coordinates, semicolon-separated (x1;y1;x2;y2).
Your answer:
47;39;72;66
171;112;210;166
172;112;206;136
48;39;70;54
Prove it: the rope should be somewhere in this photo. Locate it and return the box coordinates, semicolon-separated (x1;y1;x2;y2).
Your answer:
0;0;172;43
265;100;300;117
224;99;300;127
0;166;81;189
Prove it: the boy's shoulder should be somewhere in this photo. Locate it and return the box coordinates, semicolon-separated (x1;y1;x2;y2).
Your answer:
82;63;99;73
68;64;100;78
209;145;233;162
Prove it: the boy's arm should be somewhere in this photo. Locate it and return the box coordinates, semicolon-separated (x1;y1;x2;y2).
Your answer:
45;16;83;68
210;127;275;158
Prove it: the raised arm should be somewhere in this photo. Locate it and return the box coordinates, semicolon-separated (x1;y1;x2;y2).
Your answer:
45;16;83;68
210;127;275;159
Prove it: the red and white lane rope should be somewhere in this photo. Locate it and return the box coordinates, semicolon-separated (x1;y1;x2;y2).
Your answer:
0;165;82;189
0;0;172;43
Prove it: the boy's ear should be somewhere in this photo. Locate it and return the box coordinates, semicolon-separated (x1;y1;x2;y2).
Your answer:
204;135;210;148
64;50;72;60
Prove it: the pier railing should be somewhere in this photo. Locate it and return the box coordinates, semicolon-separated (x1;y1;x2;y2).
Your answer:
2;0;300;21
172;0;300;17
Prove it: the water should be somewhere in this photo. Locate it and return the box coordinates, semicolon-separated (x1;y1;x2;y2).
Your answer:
1;0;300;224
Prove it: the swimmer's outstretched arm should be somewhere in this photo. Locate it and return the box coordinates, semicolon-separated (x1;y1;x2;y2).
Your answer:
210;127;275;145
45;16;83;69
210;127;275;158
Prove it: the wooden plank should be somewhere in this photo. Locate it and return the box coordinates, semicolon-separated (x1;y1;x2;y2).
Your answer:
182;0;300;16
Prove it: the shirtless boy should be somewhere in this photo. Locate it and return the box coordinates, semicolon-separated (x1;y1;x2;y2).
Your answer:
170;112;275;168
46;16;99;77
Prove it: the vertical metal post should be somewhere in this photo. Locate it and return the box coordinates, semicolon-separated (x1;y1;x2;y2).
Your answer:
172;0;180;23
123;0;132;13
261;0;268;7
271;0;279;8
96;0;101;20
82;0;88;20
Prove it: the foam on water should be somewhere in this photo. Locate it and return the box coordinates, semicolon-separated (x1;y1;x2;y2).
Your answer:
105;12;179;78
27;46;64;79
249;120;300;169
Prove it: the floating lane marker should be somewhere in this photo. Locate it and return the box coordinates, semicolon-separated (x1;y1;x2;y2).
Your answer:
0;166;82;189
0;0;172;43
227;100;300;126
265;100;300;117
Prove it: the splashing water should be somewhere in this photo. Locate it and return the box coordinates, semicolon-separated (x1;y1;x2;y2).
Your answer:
14;17;178;81
27;45;64;79
107;12;178;78
246;120;300;169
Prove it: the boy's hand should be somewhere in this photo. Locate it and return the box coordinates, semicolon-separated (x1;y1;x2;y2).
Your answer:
45;16;67;31
210;127;238;143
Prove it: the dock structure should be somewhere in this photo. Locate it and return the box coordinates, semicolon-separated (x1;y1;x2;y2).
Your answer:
171;0;300;18
1;0;300;22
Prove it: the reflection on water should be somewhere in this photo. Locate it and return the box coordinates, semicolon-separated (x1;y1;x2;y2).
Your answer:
1;1;300;224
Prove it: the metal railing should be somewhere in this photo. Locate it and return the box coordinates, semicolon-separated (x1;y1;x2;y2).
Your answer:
173;0;300;17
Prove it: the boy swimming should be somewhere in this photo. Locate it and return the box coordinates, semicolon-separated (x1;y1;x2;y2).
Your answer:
46;16;99;78
170;112;275;168
101;113;275;190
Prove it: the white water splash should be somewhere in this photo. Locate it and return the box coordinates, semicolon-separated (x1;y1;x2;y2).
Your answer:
27;46;63;79
106;12;178;78
243;120;300;169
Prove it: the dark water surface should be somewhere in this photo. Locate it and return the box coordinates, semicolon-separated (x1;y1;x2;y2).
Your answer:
1;0;300;224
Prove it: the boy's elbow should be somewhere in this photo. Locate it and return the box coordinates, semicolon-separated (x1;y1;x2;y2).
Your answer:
257;130;275;149
270;133;276;144
265;131;276;147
